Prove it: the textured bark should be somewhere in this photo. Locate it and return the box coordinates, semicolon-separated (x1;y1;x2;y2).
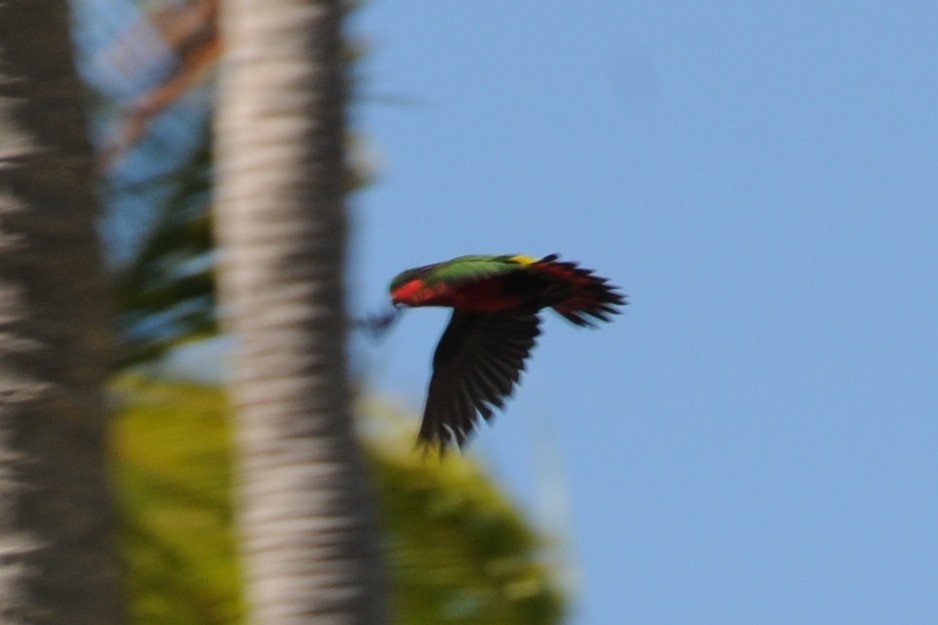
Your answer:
214;1;387;624
0;2;121;624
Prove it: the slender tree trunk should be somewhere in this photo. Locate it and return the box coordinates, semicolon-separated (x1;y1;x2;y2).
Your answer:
214;1;387;624
0;2;121;624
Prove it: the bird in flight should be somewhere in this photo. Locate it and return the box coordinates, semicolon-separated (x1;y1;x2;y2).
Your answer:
387;253;626;451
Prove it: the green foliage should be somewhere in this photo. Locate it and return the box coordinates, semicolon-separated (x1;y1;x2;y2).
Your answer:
112;377;565;625
369;447;565;625
111;125;216;368
112;376;244;625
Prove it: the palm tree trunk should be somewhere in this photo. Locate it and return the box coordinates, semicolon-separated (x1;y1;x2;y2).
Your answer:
0;2;121;624
214;1;387;624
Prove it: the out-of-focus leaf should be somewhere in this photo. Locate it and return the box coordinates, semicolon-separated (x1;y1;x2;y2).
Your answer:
113;377;566;625
112;120;215;367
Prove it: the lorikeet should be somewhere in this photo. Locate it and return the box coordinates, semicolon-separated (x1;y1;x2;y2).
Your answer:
389;253;626;451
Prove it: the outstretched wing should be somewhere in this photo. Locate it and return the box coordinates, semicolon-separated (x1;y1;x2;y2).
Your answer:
419;310;541;451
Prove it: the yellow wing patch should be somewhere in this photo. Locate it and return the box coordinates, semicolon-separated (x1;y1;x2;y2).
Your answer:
509;255;539;266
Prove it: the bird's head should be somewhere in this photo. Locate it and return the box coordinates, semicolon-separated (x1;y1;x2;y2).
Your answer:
389;264;435;307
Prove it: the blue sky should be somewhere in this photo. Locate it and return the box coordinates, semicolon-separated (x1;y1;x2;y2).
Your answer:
351;2;938;624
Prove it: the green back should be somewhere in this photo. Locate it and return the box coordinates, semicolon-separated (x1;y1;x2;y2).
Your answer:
427;255;526;284
390;254;529;293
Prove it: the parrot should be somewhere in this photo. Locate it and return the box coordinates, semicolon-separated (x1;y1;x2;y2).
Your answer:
387;253;626;451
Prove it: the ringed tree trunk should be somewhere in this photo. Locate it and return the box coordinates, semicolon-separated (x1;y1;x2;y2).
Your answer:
214;1;387;624
0;2;122;624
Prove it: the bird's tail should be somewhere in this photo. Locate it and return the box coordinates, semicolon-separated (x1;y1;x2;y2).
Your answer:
534;254;628;326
